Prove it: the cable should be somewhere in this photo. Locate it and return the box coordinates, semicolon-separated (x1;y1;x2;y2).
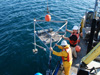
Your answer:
47;0;49;13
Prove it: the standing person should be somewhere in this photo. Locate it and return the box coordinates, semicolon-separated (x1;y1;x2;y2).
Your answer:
49;40;72;75
62;26;80;58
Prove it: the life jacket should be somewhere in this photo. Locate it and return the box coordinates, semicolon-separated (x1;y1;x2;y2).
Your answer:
69;33;80;45
61;47;72;62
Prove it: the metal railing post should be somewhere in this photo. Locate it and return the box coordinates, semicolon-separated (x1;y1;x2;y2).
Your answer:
34;19;36;49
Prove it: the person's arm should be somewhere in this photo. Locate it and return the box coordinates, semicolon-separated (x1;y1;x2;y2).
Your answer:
62;35;70;40
55;44;63;49
58;45;63;49
49;47;67;57
66;29;73;34
80;32;83;37
53;50;68;57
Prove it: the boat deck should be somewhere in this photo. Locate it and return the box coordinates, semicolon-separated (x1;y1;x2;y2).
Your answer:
57;37;88;75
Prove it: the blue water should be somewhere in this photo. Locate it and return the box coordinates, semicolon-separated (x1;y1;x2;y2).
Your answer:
0;0;95;75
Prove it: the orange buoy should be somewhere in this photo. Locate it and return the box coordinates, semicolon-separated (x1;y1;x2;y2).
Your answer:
75;45;81;52
45;14;51;21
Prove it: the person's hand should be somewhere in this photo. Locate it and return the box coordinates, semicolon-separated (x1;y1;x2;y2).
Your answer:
66;29;68;31
55;44;58;46
61;35;64;38
49;47;53;51
80;32;83;37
